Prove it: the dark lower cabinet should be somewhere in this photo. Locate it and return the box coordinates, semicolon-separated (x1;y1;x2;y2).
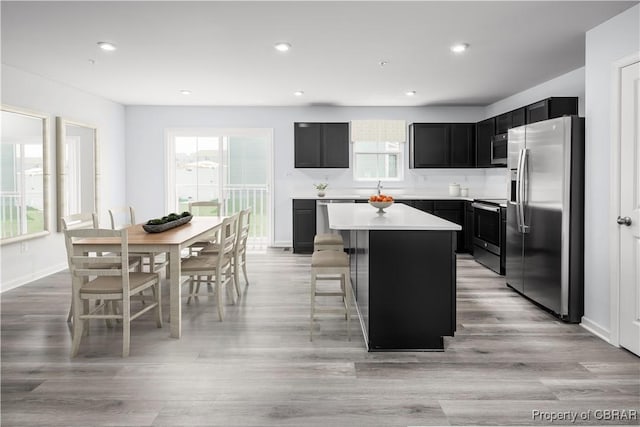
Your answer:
434;201;465;252
354;229;457;351
465;202;474;255
292;199;316;253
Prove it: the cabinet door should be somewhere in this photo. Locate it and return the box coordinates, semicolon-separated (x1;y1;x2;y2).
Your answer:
413;200;434;213
434;201;464;252
511;107;526;128
526;99;549;124
496;113;511;134
465;203;474;254
292;199;316;253
476;118;495;167
321;123;349;168
450;123;475;167
294;123;322;168
411;124;449;168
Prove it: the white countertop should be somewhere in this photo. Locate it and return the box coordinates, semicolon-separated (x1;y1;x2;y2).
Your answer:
327;202;462;231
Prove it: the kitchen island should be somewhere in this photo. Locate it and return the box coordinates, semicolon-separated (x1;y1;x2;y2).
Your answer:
327;202;461;351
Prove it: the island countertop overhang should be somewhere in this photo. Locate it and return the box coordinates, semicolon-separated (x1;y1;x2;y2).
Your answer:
327;203;462;231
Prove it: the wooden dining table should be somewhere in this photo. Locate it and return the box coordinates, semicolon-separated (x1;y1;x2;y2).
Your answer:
73;216;226;338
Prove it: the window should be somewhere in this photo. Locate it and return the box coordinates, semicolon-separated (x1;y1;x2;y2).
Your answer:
1;106;49;244
166;128;273;249
351;120;406;181
353;141;403;181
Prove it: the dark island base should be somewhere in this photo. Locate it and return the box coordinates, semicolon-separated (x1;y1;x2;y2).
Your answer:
350;229;457;351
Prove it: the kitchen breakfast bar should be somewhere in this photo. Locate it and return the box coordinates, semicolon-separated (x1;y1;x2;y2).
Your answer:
327;203;461;351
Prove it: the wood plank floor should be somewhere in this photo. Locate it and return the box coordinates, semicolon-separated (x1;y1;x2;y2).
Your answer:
2;250;638;426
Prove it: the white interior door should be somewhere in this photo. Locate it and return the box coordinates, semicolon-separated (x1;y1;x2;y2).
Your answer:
618;61;640;356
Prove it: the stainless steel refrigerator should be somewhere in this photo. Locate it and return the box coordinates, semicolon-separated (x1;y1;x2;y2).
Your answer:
506;116;584;322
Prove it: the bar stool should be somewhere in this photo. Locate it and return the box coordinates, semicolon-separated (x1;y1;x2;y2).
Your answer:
310;250;351;341
313;233;344;252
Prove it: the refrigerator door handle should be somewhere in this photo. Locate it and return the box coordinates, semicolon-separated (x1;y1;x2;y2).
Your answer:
515;148;525;232
520;148;530;233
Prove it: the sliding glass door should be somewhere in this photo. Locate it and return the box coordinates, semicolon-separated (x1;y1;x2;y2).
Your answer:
167;129;272;250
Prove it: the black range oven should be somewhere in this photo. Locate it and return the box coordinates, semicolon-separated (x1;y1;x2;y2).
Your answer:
472;199;506;275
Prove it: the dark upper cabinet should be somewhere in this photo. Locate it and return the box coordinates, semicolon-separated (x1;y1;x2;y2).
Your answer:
321;123;349;167
496;107;527;134
410;123;475;168
495;113;511;135
294;122;349;168
410;123;449;167
294;123;322;168
525;97;578;124
450;124;476;167
511;107;526;128
292;199;316;254
476;117;495;168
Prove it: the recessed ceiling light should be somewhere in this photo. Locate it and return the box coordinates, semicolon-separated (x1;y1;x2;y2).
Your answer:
294;91;304;96
180;90;192;95
97;41;117;51
405;91;416;96
274;42;291;52
450;43;469;54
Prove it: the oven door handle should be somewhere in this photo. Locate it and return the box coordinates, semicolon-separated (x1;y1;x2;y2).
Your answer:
472;202;500;213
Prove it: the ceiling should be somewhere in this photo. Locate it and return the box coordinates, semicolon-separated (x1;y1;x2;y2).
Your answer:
1;1;636;107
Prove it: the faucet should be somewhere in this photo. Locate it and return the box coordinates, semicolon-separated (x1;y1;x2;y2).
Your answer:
376;180;383;195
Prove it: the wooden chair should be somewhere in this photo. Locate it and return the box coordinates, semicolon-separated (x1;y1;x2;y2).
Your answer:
65;228;162;357
310;250;352;341
62;213;100;323
180;213;239;320
186;200;223;256
232;208;251;296
198;208;250;298
108;206;168;273
61;213;141;325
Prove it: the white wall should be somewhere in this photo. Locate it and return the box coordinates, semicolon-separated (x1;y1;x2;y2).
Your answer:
1;65;127;291
484;67;585;118
125;105;498;246
583;4;640;336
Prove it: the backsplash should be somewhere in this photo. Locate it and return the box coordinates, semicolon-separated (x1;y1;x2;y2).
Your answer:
290;167;508;198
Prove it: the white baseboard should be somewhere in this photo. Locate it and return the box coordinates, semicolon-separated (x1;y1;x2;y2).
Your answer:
1;262;67;293
581;316;612;344
272;240;292;248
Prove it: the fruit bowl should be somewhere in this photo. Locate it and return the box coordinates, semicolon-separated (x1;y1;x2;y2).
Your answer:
369;200;393;213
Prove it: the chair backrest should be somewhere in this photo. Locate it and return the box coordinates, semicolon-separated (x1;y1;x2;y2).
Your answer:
188;200;222;217
219;213;240;259
235;208;251;254
109;206;136;230
64;228;132;294
61;212;99;231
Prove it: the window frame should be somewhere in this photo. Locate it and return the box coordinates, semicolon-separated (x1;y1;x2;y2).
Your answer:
352;140;404;182
1;105;51;245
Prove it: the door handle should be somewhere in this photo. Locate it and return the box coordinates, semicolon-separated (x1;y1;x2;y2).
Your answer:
520;148;529;233
617;216;632;226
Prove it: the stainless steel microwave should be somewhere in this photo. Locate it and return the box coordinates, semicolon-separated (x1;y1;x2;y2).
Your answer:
490;133;508;165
